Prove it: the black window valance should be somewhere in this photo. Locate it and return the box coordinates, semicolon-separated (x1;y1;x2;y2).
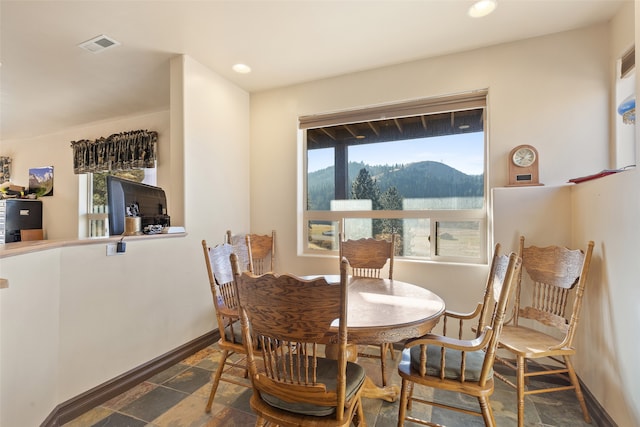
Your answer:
70;129;157;174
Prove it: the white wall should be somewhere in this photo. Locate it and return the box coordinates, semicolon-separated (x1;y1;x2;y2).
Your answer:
565;3;640;425
0;54;251;426
571;171;639;427
0;250;61;427
0;236;214;427
179;54;251;242
493;185;573;252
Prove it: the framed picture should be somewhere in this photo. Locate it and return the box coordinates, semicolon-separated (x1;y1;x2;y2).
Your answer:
29;166;54;197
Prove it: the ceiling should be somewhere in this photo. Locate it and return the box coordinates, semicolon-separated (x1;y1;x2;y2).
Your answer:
0;0;627;141
307;109;485;150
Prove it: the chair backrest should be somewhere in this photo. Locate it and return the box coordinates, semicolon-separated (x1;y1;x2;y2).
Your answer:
433;249;520;386
412;249;520;387
513;236;594;349
236;258;351;421
475;251;521;385
201;240;242;347
339;233;395;279
225;230;251;273
20;229;44;241
246;230;276;274
475;243;513;335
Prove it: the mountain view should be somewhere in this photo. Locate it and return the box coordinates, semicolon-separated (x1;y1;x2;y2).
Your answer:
307;160;484;211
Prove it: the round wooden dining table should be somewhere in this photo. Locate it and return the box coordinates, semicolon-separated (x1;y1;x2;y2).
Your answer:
305;275;446;402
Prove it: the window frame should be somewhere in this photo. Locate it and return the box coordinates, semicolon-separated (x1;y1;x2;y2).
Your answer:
299;91;489;264
85;174;109;238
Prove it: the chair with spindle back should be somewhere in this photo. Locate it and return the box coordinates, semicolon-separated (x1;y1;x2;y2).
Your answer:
225;230;251;273
201;240;249;412
494;236;594;427
246;230;276;274
397;246;521;427
236;258;366;426
339;233;396;387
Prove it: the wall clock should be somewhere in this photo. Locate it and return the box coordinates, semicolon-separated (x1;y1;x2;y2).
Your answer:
507;144;542;186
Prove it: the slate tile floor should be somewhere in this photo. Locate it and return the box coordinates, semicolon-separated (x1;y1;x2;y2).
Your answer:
63;343;596;427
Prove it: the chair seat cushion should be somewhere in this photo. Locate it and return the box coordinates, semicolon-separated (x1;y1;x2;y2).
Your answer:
222;321;264;350
223;320;243;344
262;357;366;417
408;345;490;382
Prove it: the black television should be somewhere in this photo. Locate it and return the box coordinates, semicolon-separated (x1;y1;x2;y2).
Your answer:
106;176;170;235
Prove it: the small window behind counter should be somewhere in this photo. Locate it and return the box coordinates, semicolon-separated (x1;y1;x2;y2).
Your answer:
86;168;156;238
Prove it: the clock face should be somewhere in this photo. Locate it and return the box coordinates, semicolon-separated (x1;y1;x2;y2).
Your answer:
512;147;536;167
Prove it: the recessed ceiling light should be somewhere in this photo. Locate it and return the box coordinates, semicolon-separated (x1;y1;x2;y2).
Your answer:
468;0;497;18
232;63;252;74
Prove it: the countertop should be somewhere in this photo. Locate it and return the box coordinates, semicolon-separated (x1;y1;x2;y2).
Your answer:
0;232;187;259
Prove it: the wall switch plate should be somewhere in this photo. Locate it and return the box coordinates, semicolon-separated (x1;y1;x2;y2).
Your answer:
106;243;118;256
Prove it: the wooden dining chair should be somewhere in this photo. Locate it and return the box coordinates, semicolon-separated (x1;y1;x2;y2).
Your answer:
225;230;251;273
235;258;366;427
246;230;276;274
20;228;44;241
339;233;395;279
339;233;396;387
494;237;594;427
201;240;249;413
397;246;521;427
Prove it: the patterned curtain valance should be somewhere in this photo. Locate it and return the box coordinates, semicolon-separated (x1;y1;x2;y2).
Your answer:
0;157;11;183
71;129;158;174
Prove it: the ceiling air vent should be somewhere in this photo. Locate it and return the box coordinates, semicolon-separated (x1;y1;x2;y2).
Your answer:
78;34;120;53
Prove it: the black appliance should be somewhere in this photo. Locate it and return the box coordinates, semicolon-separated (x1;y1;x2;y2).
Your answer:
0;199;43;243
106;176;170;236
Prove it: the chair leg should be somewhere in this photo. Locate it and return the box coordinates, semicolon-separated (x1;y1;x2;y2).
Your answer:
406;381;415;410
397;378;410;427
478;396;496;427
564;356;592;423
355;397;367;426
205;349;229;413
380;344;387;386
516;355;525;427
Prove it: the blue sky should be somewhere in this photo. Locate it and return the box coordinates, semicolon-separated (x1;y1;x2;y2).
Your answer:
307;132;484;175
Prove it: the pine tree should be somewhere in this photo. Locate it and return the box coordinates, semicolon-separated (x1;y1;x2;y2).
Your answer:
92;169;146;207
380;186;402;211
380;186;404;255
351;168;381;210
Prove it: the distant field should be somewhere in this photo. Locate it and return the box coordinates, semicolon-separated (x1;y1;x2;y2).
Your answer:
308;220;481;259
308;223;337;250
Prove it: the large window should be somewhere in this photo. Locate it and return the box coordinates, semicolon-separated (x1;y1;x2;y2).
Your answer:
301;91;488;263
